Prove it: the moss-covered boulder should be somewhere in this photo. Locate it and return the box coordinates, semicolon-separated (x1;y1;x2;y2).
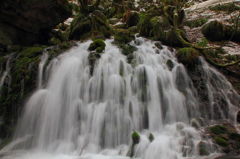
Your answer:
88;39;106;53
69;14;92;40
114;29;134;44
123;11;140;27
69;11;112;41
132;131;140;144
202;20;226;41
176;47;199;67
139;15;154;37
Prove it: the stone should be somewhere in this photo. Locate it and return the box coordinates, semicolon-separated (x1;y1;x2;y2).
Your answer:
0;0;71;45
202;20;226;41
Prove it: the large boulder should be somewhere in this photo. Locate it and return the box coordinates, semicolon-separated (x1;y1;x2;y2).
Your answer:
0;0;72;45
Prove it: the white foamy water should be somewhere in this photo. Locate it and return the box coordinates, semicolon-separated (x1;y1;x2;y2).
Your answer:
1;38;239;159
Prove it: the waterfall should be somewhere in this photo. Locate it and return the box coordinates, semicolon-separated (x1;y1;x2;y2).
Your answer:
1;38;239;159
0;55;13;95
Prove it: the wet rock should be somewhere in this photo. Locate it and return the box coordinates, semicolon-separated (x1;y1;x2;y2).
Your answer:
0;0;71;45
88;39;106;53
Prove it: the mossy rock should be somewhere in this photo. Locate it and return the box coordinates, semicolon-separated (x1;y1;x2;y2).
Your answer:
150;16;170;41
166;59;174;70
197;38;208;47
114;29;134;44
88;39;106;53
69;11;112;41
210;125;228;135
20;46;45;58
132;131;140;144
215;136;228;147
154;42;163;50
198;141;210;156
230;133;240;141
69;14;92;40
186;18;208;29
202;20;226;41
210;3;240;12
139;15;154;37
109;18;119;25
49;37;62;45
60;43;70;49
165;29;188;47
147;5;164;17
176;47;199;67
224;25;240;43
123;11;140;27
148;133;154;142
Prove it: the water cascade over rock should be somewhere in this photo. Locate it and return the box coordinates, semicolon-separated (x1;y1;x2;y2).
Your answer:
0;38;240;159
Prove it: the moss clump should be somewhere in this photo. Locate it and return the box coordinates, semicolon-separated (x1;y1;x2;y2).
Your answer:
20;46;45;58
230;133;240;141
176;47;199;67
114;29;134;44
132;131;140;144
123;11;140;27
199;147;210;156
88;39;106;53
210;125;228;135
119;44;137;56
210;3;240;12
60;43;70;49
215;136;228;147
197;38;208;47
186;18;208;29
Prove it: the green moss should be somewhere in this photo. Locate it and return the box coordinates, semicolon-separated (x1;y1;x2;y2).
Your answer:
60;43;70;49
114;29;134;44
210;125;227;135
215;136;228;147
176;47;199;67
132;131;140;144
139;15;153;37
210;3;240;12
88;39;106;53
20;46;45;58
199;147;210;156
197;38;208;47
186;18;208;29
119;44;137;56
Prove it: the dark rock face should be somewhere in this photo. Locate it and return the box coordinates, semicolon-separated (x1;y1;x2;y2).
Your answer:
0;0;71;45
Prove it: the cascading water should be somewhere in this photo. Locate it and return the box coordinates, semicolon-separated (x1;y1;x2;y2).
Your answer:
0;54;13;95
1;38;239;159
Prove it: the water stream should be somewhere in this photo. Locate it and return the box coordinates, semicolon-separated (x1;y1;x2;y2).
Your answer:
1;38;239;159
